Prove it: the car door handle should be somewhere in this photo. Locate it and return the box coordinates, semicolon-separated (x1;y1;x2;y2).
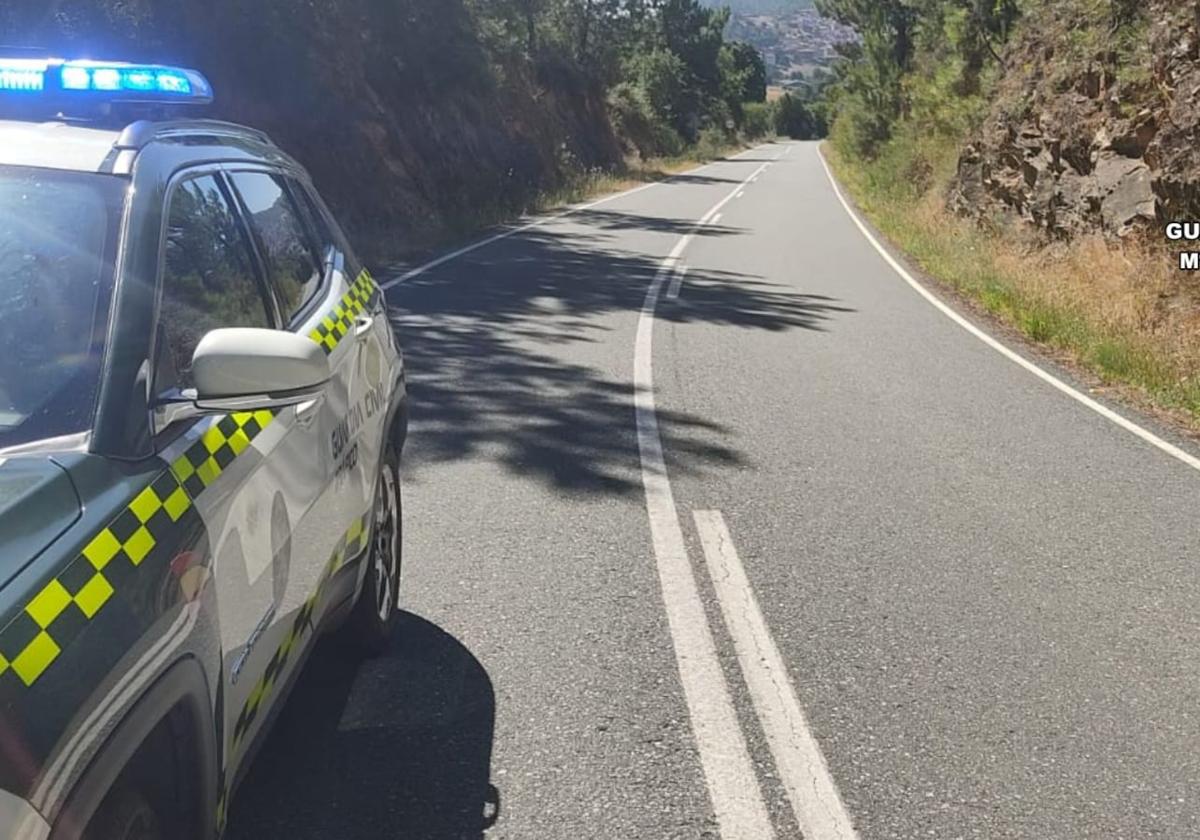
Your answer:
355;314;375;338
295;395;323;428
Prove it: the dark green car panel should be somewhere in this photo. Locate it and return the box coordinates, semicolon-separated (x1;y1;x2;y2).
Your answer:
0;459;82;593
0;451;212;804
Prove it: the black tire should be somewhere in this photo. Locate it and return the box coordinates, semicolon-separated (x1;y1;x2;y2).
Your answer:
344;443;402;654
84;785;163;840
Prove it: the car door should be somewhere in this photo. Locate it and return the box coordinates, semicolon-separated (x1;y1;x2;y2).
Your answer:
290;180;392;523
215;168;367;759
149;170;350;789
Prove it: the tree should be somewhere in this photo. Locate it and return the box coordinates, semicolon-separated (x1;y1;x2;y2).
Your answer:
817;0;1008;154
625;47;690;125
720;41;768;106
659;0;730;100
466;0;548;58
774;92;824;139
954;0;1019;82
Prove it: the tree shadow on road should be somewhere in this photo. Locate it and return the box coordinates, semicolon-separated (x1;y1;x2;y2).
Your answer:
387;194;855;496
565;207;743;237
641;172;743;186
227;613;496;840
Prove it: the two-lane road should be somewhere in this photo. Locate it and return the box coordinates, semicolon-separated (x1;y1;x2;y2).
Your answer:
229;142;1200;840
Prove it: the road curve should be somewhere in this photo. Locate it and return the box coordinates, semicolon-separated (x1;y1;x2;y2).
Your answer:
228;141;1200;840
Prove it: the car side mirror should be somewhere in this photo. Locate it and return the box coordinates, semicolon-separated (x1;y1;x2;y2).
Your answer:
154;328;330;432
192;328;330;407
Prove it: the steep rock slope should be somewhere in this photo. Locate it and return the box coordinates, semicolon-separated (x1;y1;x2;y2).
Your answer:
952;2;1200;239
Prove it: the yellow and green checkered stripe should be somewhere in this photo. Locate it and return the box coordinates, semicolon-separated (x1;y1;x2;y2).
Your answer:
170;410;277;500
307;269;380;355
0;472;193;688
216;514;369;833
229;513;369;753
0;410;279;690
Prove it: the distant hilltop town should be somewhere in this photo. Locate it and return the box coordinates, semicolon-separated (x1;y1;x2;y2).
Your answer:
726;8;856;85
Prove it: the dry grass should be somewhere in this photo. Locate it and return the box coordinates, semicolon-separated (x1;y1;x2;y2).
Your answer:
827;142;1200;428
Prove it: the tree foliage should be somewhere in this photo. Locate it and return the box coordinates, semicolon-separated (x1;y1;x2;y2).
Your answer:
470;0;778;152
2;0;782;234
817;0;1021;157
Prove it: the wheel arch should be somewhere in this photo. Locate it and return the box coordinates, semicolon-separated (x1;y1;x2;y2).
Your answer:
384;386;408;459
52;655;218;840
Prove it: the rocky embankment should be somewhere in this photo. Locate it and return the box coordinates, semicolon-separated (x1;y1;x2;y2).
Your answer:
952;2;1200;239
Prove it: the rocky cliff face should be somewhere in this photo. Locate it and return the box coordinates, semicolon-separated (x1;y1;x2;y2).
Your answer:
951;2;1200;240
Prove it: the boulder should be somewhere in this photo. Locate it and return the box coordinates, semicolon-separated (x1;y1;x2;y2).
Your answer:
1091;151;1157;234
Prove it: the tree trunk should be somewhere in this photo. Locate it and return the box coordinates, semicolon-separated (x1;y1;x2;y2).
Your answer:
579;0;594;62
525;4;536;56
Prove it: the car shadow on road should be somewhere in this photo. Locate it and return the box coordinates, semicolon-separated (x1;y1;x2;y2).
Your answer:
226;612;497;840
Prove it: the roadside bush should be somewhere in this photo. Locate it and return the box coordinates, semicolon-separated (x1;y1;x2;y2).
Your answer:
608;81;685;158
742;101;776;140
694;124;733;160
827;92;891;155
774;92;826;140
623;48;690;133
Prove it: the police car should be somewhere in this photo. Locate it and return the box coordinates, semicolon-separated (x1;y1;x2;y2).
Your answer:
0;58;407;839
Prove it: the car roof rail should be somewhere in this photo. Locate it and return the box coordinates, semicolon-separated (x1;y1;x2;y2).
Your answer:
114;119;274;151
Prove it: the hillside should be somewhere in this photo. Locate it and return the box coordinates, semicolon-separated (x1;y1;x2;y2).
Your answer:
0;0;624;262
952;0;1190;239
726;8;852;83
0;1;796;264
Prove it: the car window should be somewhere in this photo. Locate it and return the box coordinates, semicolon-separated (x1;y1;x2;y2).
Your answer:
291;182;338;263
0;166;122;448
228;171;323;323
299;183;363;272
158;174;272;393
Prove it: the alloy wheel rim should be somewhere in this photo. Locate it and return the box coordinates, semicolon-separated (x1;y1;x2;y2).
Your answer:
372;466;399;622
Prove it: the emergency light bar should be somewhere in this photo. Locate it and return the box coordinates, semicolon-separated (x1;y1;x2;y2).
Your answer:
0;57;213;105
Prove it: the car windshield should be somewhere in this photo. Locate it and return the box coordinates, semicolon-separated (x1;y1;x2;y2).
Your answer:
0;166;123;449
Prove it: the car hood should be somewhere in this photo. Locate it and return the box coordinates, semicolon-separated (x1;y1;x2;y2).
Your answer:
0;456;82;590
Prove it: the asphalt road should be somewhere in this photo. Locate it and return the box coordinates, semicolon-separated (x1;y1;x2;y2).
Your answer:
228;141;1200;839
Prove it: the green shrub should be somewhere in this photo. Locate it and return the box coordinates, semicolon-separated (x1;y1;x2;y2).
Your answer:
608;81;685;158
774;93;825;140
694;125;733;160
623;48;690;132
742;101;775;140
828;92;892;157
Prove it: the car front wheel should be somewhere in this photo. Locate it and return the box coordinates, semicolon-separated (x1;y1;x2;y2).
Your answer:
84;785;163;840
345;442;402;653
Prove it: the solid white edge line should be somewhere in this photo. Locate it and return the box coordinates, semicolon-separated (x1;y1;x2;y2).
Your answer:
382;143;775;291
636;159;777;839
694;511;860;840
815;144;1200;475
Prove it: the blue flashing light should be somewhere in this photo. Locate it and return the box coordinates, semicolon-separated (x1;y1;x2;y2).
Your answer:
60;65;90;91
0;59;48;93
0;57;213;106
124;70;155;92
154;71;190;95
92;68;121;91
